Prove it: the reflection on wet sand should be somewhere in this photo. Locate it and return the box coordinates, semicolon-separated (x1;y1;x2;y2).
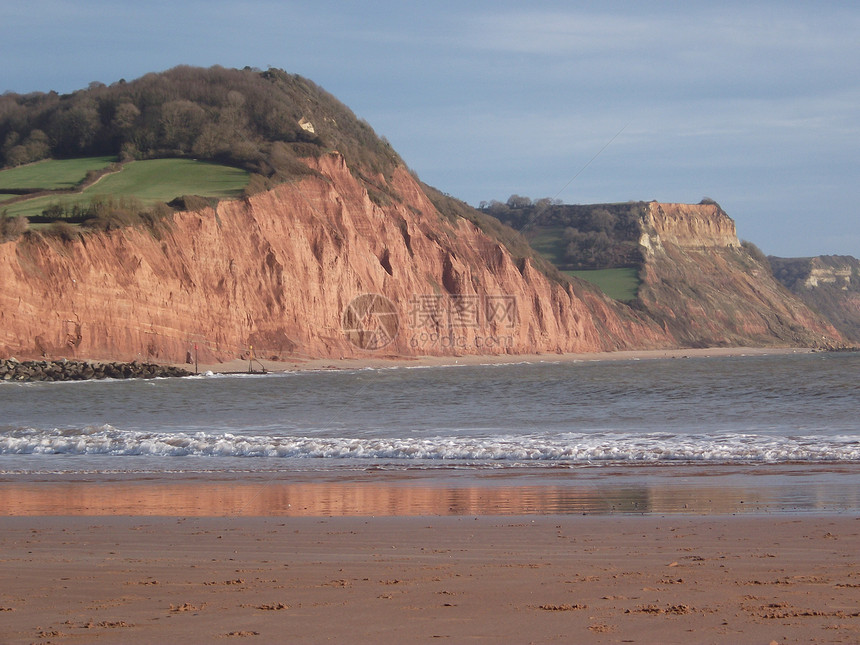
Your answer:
2;475;856;516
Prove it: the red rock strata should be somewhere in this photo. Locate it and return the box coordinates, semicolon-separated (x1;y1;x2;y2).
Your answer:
0;153;841;363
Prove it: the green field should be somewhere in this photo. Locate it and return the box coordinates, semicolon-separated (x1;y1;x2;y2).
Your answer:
565;268;640;301
0;156;116;190
526;226;568;266
1;158;250;218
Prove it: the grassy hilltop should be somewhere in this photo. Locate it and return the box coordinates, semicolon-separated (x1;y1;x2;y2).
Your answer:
0;158;249;220
0;65;404;237
0;65;400;181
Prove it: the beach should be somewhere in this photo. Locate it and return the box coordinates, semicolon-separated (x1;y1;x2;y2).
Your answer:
1;510;859;644
196;346;813;375
2;348;859;643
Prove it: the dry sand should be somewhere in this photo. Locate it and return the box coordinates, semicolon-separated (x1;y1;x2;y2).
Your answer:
1;511;858;644
196;346;811;375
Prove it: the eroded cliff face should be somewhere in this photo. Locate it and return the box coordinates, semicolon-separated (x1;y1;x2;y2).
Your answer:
639;202;741;251
1;158;846;363
0;153;669;363
636;203;843;348
770;255;860;342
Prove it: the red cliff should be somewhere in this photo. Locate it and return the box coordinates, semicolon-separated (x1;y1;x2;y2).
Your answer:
0;153;669;363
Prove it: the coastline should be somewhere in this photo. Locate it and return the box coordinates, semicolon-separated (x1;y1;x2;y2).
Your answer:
194;345;813;375
0;346;819;382
2;347;859;642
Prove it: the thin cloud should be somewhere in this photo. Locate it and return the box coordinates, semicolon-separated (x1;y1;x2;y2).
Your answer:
0;1;857;255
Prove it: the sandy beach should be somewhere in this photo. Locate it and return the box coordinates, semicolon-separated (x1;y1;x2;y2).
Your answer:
197;346;814;375
1;512;858;644
3;347;858;643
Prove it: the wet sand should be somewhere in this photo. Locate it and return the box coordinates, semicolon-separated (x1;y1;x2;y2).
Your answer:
3;465;860;517
1;513;858;644
2;466;860;644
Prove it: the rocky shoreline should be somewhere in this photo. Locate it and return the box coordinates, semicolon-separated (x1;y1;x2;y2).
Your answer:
0;358;192;382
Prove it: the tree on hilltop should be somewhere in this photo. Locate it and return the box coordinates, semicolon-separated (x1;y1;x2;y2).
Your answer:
0;65;403;189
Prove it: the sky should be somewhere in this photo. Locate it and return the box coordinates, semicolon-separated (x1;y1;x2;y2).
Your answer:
2;1;858;257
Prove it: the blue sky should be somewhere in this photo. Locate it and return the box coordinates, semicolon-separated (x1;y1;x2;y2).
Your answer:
2;1;858;257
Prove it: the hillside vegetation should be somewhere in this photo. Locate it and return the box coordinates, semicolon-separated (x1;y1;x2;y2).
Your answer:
0;155;116;190
0;65;411;240
564;268;640;301
0;65;402;198
481;197;645;269
2;158;248;220
480;196;646;300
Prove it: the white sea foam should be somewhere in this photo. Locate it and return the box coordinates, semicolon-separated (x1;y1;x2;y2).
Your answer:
2;426;858;463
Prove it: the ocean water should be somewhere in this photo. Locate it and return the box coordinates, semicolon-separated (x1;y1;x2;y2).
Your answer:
1;352;858;474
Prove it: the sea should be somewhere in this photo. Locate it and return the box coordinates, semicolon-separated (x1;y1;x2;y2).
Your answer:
1;351;859;515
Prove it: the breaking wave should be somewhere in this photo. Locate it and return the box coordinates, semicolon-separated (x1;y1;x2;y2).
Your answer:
2;425;858;464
